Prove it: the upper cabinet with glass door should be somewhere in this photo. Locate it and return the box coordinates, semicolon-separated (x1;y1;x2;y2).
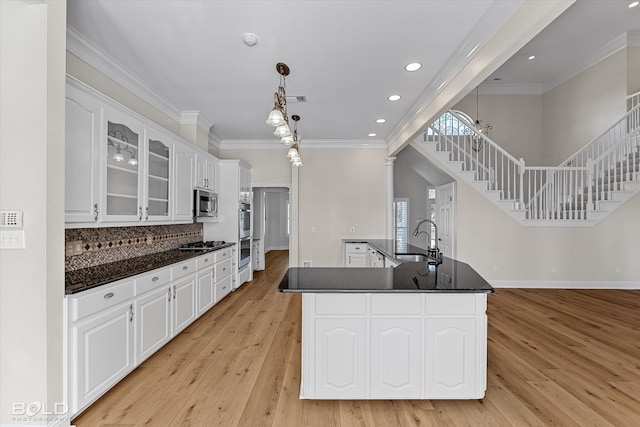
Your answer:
103;109;144;222
145;129;172;221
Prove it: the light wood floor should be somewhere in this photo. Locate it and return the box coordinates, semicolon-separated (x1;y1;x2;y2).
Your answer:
73;250;640;426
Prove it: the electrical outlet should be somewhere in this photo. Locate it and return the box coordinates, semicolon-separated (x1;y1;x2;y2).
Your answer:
615;266;621;274
73;240;83;256
551;266;557;273
350;226;355;233
303;260;312;267
1;230;25;249
493;265;499;273
311;226;316;233
65;242;74;257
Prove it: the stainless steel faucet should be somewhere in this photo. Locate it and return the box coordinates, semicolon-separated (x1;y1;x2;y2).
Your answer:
412;219;441;261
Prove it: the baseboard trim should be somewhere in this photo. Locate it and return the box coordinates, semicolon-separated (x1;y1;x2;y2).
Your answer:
491;280;640;290
264;246;289;253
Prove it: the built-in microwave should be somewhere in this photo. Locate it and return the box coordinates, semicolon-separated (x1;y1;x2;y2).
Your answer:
194;189;218;218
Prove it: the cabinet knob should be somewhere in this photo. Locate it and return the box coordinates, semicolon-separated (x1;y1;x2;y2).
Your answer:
103;292;114;299
204;258;209;262
182;266;188;270
152;276;159;282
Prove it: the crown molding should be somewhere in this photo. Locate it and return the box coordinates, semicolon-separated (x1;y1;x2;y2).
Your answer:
543;32;628;92
208;131;222;151
180;111;214;131
66;25;183;123
219;139;387;151
478;82;543;95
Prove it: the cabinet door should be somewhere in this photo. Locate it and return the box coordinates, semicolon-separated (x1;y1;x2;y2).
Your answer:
71;302;134;412
103;107;144;222
172;276;196;335
174;143;194;221
135;285;171;365
370;319;421;398
65;86;101;223
314;318;366;398
145;130;171;221
206;159;217;193
195;155;212;189
424;318;477;398
197;269;214;316
346;253;366;267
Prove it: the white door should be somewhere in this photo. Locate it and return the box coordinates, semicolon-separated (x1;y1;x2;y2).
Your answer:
435;182;455;258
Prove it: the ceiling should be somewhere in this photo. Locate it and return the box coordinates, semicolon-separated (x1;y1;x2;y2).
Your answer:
66;0;639;148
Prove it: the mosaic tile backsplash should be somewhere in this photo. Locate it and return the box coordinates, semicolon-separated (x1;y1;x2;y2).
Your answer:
65;223;203;271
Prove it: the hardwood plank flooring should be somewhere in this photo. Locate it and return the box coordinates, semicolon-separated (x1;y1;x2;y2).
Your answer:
73;252;640;426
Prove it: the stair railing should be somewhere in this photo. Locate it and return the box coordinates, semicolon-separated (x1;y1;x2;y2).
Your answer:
427;111;526;209
591;129;640;208
561;102;640;167
628;90;640;112
522;166;591;220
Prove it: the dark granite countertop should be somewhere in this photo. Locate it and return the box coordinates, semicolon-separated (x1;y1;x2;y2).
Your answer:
65;243;235;295
279;239;493;293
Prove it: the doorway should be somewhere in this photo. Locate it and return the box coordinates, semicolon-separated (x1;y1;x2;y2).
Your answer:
252;187;290;271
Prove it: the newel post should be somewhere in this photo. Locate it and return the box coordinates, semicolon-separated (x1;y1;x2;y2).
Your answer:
518;158;525;211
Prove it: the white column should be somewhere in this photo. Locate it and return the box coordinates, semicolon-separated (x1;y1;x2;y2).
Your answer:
290;164;299;267
385;157;396;240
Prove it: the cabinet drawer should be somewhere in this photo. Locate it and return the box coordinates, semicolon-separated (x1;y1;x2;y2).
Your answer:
70;280;134;322
315;294;366;315
215;275;232;302
345;243;366;254
135;268;171;295
371;294;421;315
196;254;214;270
172;259;196;280
425;294;478;315
214;247;232;263
214;258;233;281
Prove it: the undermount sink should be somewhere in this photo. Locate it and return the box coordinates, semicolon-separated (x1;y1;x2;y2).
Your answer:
394;253;438;263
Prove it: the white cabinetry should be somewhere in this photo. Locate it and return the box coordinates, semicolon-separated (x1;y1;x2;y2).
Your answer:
144;128;172;221
65;82;101;223
196;154;218;192
196;256;215;316
345;243;366;267
135;284;171;364
213;247;233;302
174;143;195;221
239;164;251;203
300;293;487;400
68;281;136;413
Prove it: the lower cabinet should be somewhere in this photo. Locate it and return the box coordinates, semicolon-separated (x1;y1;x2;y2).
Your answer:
135;285;171;365
70;302;135;412
301;293;487;400
344;243;366;267
172;276;197;335
67;248;237;417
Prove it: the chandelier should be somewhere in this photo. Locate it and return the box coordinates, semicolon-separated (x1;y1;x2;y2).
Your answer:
472;86;492;152
265;62;303;166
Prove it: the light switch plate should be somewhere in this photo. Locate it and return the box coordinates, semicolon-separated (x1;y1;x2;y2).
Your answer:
1;230;25;249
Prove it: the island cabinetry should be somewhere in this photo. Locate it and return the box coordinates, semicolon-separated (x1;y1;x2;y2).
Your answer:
344;243;366;267
301;293;487;400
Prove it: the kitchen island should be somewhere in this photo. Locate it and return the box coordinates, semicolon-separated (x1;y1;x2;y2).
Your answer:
279;244;493;400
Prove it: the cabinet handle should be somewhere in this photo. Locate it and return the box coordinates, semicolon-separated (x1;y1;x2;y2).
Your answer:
182;266;188;271
129;304;134;322
138;206;143;220
204;258;209;262
103;292;114;299
168;288;172;301
348;256;351;264
145;206;149;220
152;276;159;282
222;267;226;272
94;203;99;221
172;286;176;300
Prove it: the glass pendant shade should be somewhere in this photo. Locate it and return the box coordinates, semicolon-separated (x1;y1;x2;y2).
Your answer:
128;156;138;166
287;147;298;158
113;146;124;162
293;158;302;167
265;108;285;127
281;134;294;145
273;124;291;138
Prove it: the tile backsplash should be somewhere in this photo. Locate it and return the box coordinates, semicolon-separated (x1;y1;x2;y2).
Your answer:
65;223;203;271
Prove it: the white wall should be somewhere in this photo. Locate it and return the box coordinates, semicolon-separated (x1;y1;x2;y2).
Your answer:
264;190;290;251
394;155;431;249
542;50;627;165
453;93;545;165
0;1;66;424
220;148;291;185
628;46;640;95
298;149;388;267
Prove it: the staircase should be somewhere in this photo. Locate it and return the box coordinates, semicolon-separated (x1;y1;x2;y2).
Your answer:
416;93;640;226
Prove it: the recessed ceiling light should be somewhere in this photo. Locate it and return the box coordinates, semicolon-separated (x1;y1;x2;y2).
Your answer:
404;62;422;72
629;1;639;8
375;119;386;124
368;133;377;137
528;55;536;60
388;95;401;101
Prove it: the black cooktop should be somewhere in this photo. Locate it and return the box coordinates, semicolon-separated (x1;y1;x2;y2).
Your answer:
179;241;227;251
